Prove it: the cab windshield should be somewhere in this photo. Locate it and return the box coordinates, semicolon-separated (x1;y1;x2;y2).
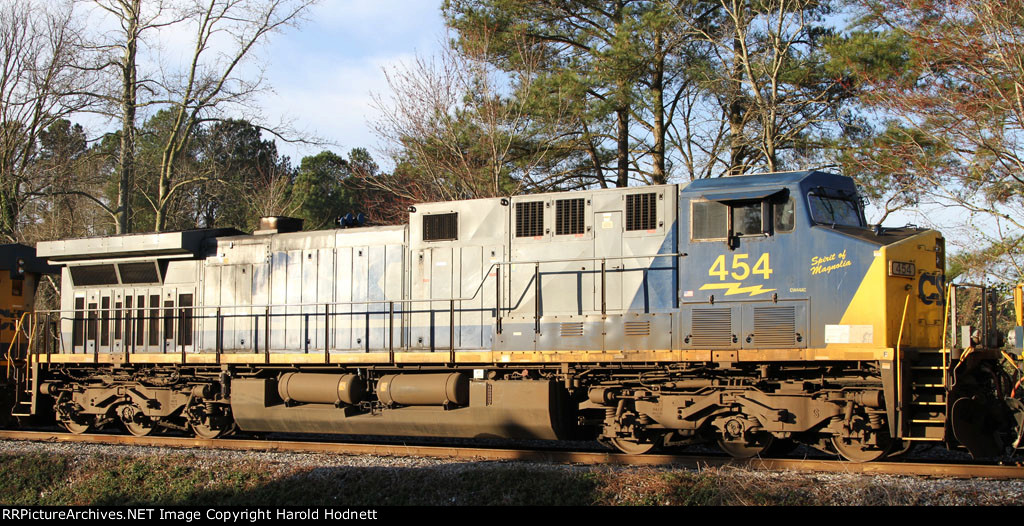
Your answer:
808;194;864;227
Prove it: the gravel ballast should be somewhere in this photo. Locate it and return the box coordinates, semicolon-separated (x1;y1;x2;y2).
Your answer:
1;439;1021;506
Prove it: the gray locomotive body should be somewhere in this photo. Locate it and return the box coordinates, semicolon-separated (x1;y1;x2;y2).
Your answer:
27;171;1023;459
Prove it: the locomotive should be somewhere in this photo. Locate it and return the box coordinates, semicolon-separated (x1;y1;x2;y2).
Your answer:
0;244;57;426
8;170;1023;460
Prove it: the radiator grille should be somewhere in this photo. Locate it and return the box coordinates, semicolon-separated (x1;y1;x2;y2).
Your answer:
624;321;650;336
753;306;797;347
423;213;458;241
516;201;544;237
626;192;657;231
69;265;118;286
691;308;732;347
118;262;160;284
560;322;584;337
555;198;585;235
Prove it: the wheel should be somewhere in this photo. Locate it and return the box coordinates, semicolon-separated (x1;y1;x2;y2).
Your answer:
190;420;224;439
61;418;91;434
118;404;155;437
609;437;657;455
764;437;799;457
831;434;892;462
717;432;774;459
57;404;92;434
186;400;231;439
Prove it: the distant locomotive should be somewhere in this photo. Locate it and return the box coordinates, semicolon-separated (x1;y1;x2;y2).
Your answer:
11;170;1023;460
0;244;57;425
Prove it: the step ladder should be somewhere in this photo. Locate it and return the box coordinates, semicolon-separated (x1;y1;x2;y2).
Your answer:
903;348;949;441
5;312;37;418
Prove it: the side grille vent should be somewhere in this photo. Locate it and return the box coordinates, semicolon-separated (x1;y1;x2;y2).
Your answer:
516;201;544;238
423;213;458;241
691;308;732;347
118;262;161;284
560;322;584;337
626;192;657;231
624;321;650;336
753;306;797;347
555;198;585;235
69;264;118;286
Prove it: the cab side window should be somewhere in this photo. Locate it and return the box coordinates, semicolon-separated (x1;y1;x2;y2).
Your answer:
692;200;728;240
773;198;795;233
731;202;763;237
691;196;794;241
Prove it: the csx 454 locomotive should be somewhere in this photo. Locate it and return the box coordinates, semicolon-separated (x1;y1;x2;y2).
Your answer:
10;170;1023;460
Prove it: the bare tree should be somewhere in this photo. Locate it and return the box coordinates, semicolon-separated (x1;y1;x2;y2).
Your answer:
0;0;95;242
85;0;188;233
679;0;848;175
841;0;1024;282
370;34;572;203
146;0;316;231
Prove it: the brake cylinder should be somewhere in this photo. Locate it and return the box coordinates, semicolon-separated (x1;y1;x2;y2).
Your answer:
376;373;469;406
277;373;366;405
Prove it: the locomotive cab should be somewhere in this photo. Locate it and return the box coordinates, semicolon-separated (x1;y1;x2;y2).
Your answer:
679;171;944;355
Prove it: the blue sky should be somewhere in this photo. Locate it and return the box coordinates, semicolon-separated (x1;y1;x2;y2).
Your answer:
73;0;984;250
256;1;447;164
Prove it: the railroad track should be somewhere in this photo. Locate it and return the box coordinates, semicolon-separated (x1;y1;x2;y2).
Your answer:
0;430;1020;480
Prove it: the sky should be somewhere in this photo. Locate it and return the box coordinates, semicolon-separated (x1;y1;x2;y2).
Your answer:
72;0;449;167
70;0;992;253
253;1;447;164
252;3;976;245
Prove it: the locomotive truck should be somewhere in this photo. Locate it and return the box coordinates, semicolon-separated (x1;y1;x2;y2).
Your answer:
4;170;1021;460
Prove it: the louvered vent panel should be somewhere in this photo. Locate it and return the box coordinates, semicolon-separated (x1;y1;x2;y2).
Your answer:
691;308;732;347
555;198;585;235
423;213;458;241
624;321;650;336
118;262;160;284
626;193;657;231
560;322;584;337
516;201;544;237
753;306;797;347
69;265;119;286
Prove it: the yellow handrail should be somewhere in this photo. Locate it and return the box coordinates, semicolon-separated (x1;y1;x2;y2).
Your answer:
4;311;29;378
942;284;952;389
896;293;911;408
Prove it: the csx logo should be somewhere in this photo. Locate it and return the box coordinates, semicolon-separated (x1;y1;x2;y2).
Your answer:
918;272;944;305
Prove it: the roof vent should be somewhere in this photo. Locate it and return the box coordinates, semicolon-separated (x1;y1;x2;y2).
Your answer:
255;216;303;235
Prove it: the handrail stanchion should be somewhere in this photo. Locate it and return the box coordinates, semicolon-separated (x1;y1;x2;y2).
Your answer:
601;259;607;316
389;301;395;364
179;306;186;364
495;265;502;334
365;306;371;353
216;308;223;362
324;304;330;364
45;312;52;364
304;313;310;354
534;263;541;334
264;306;271;363
450;300;456;364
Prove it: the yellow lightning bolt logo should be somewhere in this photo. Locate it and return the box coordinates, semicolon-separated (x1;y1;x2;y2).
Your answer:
699;283;776;296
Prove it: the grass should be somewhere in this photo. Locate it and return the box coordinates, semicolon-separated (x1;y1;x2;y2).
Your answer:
0;451;1013;506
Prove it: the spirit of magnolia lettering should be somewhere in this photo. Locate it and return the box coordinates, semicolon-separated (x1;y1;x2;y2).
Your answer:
810;250;852;275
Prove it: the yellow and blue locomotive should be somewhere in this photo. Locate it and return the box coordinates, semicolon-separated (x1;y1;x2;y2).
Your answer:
13;170;1022;460
0;244;57;425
